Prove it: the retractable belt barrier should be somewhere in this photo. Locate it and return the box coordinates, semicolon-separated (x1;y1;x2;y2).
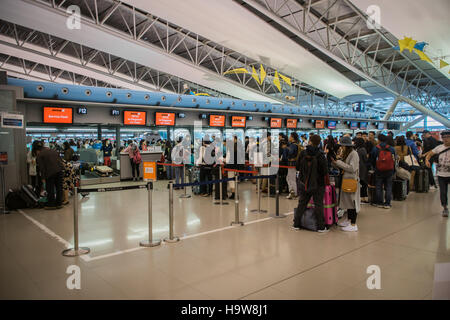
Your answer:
165;171;277;237
62;182;159;257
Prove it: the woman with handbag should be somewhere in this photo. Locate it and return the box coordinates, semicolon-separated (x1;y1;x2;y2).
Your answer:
331;136;360;232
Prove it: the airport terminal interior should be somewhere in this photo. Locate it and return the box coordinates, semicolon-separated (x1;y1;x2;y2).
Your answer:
0;0;449;302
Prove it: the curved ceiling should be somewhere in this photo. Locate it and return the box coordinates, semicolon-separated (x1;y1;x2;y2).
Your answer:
121;0;370;99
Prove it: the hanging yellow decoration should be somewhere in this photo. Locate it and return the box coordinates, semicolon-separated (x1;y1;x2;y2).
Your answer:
252;66;262;85
279;73;292;86
439;60;449;69
223;68;249;75
413;49;433;63
273;71;282;92
259;64;266;84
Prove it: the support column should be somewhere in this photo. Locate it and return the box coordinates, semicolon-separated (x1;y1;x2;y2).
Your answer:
115;125;121;146
383;97;400;121
97;124;102;140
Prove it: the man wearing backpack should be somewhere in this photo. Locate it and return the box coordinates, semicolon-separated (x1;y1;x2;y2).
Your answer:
370;134;396;209
293;135;329;233
286;132;301;199
425;130;450;217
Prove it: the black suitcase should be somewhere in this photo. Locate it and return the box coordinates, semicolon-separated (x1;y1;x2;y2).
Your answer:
414;168;429;193
5;191;27;210
393;179;407;201
17;185;39;208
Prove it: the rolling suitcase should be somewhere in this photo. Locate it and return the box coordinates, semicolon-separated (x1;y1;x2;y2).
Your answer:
414;168;429;193
21;185;40;208
393;179;407;201
307;185;338;226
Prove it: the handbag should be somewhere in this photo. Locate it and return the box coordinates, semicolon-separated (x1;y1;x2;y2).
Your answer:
396;167;411;181
404;147;419;168
341;178;358;193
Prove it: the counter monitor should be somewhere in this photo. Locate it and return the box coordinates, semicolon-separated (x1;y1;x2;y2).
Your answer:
209;115;225;127
43;107;73;124
327;120;336;129
231;116;246;128
155;112;175;126
315;120;325;129
124;111;146;126
270;118;282;128
286;119;298;128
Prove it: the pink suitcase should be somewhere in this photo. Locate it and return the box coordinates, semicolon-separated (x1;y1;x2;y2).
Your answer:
307;185;338;226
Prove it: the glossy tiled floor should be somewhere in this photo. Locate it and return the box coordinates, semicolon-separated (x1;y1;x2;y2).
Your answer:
0;181;449;300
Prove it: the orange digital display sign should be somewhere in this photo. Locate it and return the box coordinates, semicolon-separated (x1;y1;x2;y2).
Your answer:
270;118;282;128
124;111;146;125
155;112;175;126
231;116;246;128
43;107;73;124
315;120;325;129
209;115;225;127
286;119;298;128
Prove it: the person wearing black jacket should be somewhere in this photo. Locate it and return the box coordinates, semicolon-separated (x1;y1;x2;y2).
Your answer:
355;138;369;203
293;135;329;233
34;144;65;210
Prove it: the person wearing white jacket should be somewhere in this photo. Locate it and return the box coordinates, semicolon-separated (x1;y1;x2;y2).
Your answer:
331;136;361;232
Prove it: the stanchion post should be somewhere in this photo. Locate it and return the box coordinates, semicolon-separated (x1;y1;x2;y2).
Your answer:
62;187;91;256
179;164;191;199
230;172;244;226
140;181;161;247
271;174;286;218
251;168;267;213
164;181;180;243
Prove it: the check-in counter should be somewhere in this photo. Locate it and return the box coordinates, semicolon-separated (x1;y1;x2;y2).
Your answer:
120;147;163;180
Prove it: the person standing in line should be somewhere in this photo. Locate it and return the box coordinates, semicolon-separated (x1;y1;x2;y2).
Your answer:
405;131;420;160
293;134;329;233
123;140;141;181
27;146;38;190
63;141;74;162
34;143;65;210
301;134;308;148
422;130;441;190
331;136;361;232
164;139;173;180
370;134;396;209
286;132;300;200
101;139;113;167
425;130;450;217
354;137;369;204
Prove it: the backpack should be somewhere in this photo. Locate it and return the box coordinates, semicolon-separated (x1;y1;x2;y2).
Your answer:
298;154;319;193
133;149;142;164
376;145;394;172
